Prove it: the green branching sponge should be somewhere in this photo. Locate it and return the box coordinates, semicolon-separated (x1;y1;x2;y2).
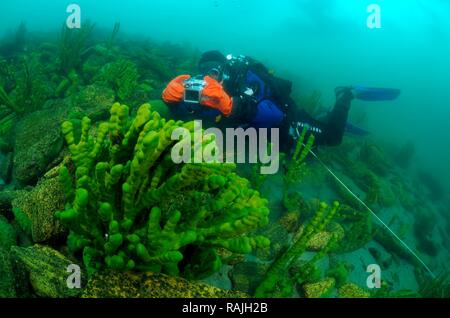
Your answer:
56;102;270;278
255;201;339;297
284;126;315;185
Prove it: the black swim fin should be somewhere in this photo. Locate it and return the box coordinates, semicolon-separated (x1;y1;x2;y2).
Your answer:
352;85;401;101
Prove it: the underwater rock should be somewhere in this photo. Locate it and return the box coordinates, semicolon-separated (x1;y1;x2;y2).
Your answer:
278;211;301;233
297;212;345;254
377;179;397;208
306;231;334;251
13;104;71;186
216;248;245;266
0;248;17;298
81;270;248;298
338;283;370;298
359;142;392;176
327;147;396;208
0;215;17;249
368;247;393;269
391;177;417;211
12;175;66;243
333;205;373;253
373;224;420;267
11;244;83;298
68;84;115;121
413;207;440;257
364;175;398;208
416;235;439;257
11;202;32;238
228;262;270;295
302;277;335;298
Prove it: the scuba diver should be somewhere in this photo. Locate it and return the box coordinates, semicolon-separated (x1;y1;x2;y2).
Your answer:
161;50;400;151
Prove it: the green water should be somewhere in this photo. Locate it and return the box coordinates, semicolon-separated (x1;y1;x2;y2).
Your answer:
0;0;448;298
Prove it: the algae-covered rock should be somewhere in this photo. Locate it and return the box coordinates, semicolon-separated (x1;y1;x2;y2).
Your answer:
338;283;370;298
13;105;71;186
302;277;335;298
81;270;248;298
11;244;83;298
0;215;17;249
373;224;420;267
11;205;32;238
12;176;66;242
0;248;17;297
333;208;373;254
306;231;333;251
228;262;270;295
216;248;245;266
378;179;397;208
278;211;301;233
68;84;115;121
360;142;392;176
307;222;345;252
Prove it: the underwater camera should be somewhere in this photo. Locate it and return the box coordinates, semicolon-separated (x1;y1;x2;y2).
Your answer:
183;76;207;103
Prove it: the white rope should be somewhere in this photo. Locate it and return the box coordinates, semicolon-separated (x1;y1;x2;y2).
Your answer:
307;147;436;279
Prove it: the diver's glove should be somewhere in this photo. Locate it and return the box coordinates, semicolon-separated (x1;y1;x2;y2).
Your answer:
162;75;191;103
200;76;233;117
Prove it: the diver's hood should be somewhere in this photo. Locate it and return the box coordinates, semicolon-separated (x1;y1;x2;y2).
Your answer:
199;61;225;77
198;50;227;77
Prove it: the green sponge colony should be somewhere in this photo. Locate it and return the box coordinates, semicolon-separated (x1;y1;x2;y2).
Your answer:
56;102;270;278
